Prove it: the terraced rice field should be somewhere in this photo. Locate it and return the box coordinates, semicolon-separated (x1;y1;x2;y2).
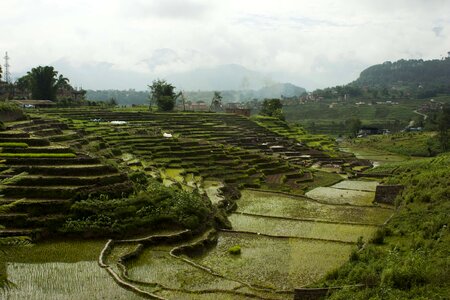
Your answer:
0;117;132;239
89;183;391;299
1;109;392;299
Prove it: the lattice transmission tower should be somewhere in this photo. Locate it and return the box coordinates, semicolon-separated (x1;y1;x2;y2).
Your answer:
4;52;11;83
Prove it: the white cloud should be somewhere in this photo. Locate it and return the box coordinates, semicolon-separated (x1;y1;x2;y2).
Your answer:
1;0;450;89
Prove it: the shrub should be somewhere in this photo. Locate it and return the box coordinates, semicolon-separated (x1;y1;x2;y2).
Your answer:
228;245;241;255
371;228;388;244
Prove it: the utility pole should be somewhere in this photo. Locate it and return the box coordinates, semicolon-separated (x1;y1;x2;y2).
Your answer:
4;52;11;83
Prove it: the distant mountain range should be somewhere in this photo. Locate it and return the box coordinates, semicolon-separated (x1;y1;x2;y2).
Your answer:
27;59;307;93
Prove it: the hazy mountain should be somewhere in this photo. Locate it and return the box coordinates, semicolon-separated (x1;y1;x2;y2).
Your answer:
256;83;306;98
43;60;292;91
50;59;150;90
166;64;272;91
14;59;307;97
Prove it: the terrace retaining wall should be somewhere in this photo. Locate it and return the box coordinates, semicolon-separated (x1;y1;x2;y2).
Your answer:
294;287;339;299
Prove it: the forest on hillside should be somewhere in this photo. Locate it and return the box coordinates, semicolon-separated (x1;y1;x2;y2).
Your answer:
352;57;450;92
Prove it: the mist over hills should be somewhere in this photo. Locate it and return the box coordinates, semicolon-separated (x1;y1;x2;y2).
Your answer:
86;82;306;105
167;64;270;91
36;59;305;93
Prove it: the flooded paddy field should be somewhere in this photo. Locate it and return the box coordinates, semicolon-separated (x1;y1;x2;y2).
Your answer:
237;190;393;224
190;232;353;290
229;214;378;242
1;240;141;300
2;181;393;299
124;231;352;298
305;187;375;206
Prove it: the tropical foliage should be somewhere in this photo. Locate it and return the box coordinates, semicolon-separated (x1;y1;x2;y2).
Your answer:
17;66;70;100
260;98;284;120
148;79;178;111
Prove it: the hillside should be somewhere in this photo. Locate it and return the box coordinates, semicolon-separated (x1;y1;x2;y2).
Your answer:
318;152;450;299
352;57;450;91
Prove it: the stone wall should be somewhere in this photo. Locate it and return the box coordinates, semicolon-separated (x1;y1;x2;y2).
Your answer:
0;111;24;122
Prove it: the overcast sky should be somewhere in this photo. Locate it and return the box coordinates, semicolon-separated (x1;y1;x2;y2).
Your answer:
1;0;449;90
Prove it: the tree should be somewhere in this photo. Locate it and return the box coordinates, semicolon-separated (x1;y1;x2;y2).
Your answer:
179;91;186;111
15;75;30;91
148;79;177;111
345;118;362;137
20;66;69;100
260;98;284;120
210;91;223;112
108;97;118;106
0;65;2;81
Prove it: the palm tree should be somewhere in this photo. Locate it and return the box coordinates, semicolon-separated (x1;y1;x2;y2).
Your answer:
26;66;70;100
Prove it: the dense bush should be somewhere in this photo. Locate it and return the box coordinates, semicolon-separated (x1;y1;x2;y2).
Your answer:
62;179;213;236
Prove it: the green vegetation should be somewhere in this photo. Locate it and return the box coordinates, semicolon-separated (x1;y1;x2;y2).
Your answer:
348;132;441;157
260;98;284;120
148;79;178;111
63;178;213;236
353;58;450;94
228;245;241;255
0;142;28;148
0;153;76;158
16;66;69;101
0;101;23;114
319;153;450;299
437;104;450;151
284;99;421;136
0;101;24;123
0;107;390;298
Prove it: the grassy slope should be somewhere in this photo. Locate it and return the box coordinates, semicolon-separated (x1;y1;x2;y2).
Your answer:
284;96;450;135
317;153;450;299
345;132;442;157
